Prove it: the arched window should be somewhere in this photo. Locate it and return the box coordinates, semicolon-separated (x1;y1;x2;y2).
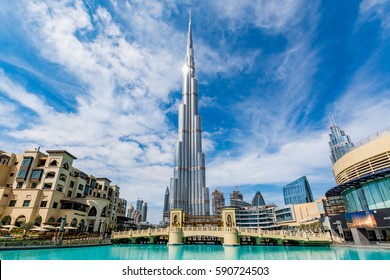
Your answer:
59;174;67;182
1;215;11;226
70;218;77;227
50;160;58;166
88;207;97;216
62;162;70;170
15;215;26;227
47;217;55;223
45;172;55;179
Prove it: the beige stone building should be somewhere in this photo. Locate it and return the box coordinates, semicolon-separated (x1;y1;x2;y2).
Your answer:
0;148;126;233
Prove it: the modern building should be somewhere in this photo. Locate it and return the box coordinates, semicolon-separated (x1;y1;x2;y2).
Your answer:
141;201;148;223
275;198;326;229
229;189;252;209
0;148;124;233
252;191;266;206
136;198;143;212
328;115;354;164
211;188;225;215
283;176;314;205
325;129;390;244
235;205;276;228
169;16;210;216
162;187;170;222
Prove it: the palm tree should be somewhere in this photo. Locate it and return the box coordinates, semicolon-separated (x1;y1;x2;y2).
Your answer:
20;222;35;238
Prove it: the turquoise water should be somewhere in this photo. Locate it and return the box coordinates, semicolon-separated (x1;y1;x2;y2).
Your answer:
1;244;390;260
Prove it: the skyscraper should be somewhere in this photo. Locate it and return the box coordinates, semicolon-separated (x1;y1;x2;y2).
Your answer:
328;115;354;164
211;188;225;215
136;198;143;211
163;186;170;221
169;16;210;216
252;191;266;206
283;176;314;205
141;202;148;222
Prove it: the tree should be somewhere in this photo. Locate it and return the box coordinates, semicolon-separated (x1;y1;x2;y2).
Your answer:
20;222;35;238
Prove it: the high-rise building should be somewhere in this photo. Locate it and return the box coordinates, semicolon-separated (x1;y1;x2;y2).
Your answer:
169;16;210;216
136;198;143;211
163;187;170;221
211;188;225;215
252;191;266;206
283;176;314;205
328;115;354;164
230;189;252;209
141;202;148;222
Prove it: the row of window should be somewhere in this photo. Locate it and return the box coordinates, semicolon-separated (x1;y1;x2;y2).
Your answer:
8;199;56;208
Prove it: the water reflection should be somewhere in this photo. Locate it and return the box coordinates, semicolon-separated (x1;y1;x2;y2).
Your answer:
0;244;390;260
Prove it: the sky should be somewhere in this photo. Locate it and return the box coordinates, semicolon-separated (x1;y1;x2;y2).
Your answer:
1;0;390;224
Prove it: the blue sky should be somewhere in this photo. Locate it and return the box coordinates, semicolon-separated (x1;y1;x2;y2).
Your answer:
1;0;390;224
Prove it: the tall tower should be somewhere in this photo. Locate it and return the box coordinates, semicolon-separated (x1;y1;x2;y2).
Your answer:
252;191;266;207
141;202;148;222
163;187;170;221
212;188;225;215
169;15;210;216
283;176;314;205
328;115;354;164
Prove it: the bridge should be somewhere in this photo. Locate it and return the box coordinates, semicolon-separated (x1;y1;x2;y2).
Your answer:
111;208;332;246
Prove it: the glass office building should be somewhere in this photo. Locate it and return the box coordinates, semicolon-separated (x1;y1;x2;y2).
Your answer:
283;176;314;205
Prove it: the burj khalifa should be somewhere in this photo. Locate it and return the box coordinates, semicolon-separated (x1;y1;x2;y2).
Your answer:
169;16;210;216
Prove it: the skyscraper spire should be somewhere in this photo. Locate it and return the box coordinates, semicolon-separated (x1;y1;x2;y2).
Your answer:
328;115;354;164
169;15;210;216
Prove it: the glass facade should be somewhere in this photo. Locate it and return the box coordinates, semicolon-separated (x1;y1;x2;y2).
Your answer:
283;176;314;205
343;176;390;212
328;116;354;164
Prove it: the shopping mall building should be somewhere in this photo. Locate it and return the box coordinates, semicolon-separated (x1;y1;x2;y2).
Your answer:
325;129;390;244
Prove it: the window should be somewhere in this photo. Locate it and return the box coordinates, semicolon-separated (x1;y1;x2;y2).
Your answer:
104;186;107;191
78;184;84;191
76;193;82;198
38;159;46;167
3;194;8;197
31;169;43;180
69;181;75;188
9;173;14;177
16;182;23;189
67;191;72;197
59;174;67;182
16;170;28;180
23;200;30;207
45;172;55;179
56;186;63;192
43;183;52;189
62;162;70;170
31;183;37;189
50;160;58;166
52;202;58;208
9;200;17;206
21;157;33;167
40;201;47;207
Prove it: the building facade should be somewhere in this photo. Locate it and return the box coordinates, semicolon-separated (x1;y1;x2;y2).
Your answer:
283;176;314;205
169;16;210;215
211;188;225;215
141;201;148;222
162;187;170;222
252;191;266;206
328;115;354;164
0;149;124;233
326;129;390;244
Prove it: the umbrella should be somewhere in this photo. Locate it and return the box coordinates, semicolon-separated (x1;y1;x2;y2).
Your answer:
42;224;57;230
30;226;49;232
1;225;19;230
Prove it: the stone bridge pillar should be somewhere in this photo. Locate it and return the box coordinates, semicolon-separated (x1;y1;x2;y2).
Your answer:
168;209;184;245
222;208;239;246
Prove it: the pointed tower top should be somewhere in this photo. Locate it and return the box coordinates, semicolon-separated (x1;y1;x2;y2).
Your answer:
187;11;193;49
329;114;337;127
